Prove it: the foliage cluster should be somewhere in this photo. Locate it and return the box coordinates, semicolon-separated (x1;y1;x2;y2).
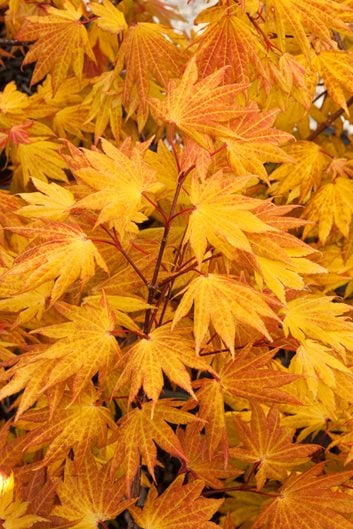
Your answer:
2;0;353;528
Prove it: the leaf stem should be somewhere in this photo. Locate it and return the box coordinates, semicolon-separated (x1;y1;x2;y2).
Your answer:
100;225;149;288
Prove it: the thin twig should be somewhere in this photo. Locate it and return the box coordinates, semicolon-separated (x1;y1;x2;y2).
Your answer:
306;96;353;141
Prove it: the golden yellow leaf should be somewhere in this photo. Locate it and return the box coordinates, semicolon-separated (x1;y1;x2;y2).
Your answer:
184;172;273;264
0;472;46;529
114;323;215;409
90;0;127;34
52;458;134;529
18;386;117;469
18;177;75;221
0;222;108;302
173;273;279;355
69;138;162;238
111;400;198;492
315;50;353;113
303;176;353;244
282;294;353;356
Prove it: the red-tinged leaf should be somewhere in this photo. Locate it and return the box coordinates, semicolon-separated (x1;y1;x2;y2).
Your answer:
129;474;223;529
194;3;269;86
17;386;116;470
16;2;95;93
0;222;108;302
177;423;242;488
0;295;120;413
150;57;249;147
116;22;184;125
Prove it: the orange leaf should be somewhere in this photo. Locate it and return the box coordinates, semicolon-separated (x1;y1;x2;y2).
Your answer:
251;463;353;529
173;273;279;355
129;474;223;529
230;404;320;490
111;399;198;494
16;1;95;93
150;57;248;147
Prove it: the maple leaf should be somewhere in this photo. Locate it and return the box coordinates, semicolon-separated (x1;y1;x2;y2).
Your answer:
183;172;275;265
129;474;223;529
303;176;353;244
51;458;134;529
116;22;184;125
0;472;46;529
177;423;242;488
246;203;326;302
225;106;293;180
289;338;353;398
315;50;353;113
0;350;56;417
13;138;68;188
251;463;353;529
192;376;229;458
0;222;108;303
83;70;123;143
265;0;353;62
110;399;198;493
114;323;215;411
269;141;329;203
218;348;300;406
68;138;162;239
0;281;53;326
17;386;117;470
18;178;75;221
194;3;269;86
29;294;120;399
230;404;320;490
90;0;127;34
173;273;279;355
282;294;353;356
16;1;95;93
191;348;300;457
150;57;249;147
0;295;120;415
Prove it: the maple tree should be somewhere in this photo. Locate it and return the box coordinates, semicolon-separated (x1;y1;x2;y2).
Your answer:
2;0;353;528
